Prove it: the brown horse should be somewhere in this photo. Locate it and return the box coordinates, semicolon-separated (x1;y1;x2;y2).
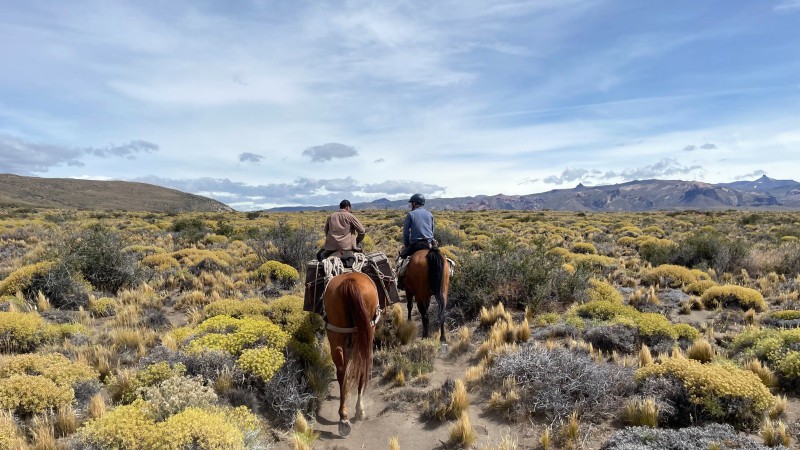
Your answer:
323;272;379;436
404;247;450;343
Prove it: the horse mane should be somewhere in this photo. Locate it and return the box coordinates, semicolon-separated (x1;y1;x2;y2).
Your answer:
426;247;445;306
340;277;374;390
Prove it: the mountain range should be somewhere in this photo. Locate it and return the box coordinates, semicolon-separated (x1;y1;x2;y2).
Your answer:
268;175;800;212
2;173;799;213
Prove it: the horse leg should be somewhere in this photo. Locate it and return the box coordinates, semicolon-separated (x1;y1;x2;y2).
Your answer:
406;293;414;322
329;334;351;436
418;297;430;338
355;371;367;420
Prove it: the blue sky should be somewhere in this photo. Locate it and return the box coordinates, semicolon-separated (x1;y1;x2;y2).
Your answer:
1;0;799;210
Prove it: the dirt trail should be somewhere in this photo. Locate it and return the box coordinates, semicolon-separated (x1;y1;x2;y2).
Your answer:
273;303;530;450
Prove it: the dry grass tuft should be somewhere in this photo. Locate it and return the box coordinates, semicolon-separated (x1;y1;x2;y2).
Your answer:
482;433;518;450
87;393;106;419
55;405;78;437
449;326;472;356
621;397;658;427
638;344;653;367
480;303;511;327
292;411;319;448
745;359;778;389
389;436;400;450
558;411;580;447
465;364;487;390
539;426;552;450
30;416;56;450
449;379;469;417
686;339;714;363
761;419;791;447
769;395;788;420
448;412;477;447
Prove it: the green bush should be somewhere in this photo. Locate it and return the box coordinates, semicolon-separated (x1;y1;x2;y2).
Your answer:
673;231;750;274
247;219;318;271
449;241;589;322
63;223;140;294
170;217;208;243
701;285;766;312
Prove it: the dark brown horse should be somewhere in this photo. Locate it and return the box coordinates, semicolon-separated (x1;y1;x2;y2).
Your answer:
404;247;450;343
322;272;379;436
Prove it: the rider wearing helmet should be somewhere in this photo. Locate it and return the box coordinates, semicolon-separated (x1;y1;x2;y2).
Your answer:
397;193;435;289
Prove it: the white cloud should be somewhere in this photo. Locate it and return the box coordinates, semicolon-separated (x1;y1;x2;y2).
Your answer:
302;143;359;162
775;0;800;11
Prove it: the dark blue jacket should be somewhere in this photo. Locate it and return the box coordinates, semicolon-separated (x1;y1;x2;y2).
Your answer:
403;207;434;247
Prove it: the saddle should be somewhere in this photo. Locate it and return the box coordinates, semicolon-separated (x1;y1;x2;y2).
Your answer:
303;252;400;314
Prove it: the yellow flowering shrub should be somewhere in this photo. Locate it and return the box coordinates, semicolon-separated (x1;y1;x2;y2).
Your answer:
643;264;698;288
79;401;163;450
237;347;286;383
89;296;118;317
768;310;800;321
570;242;597;255
111;362;187;405
79;402;260;450
574;301;697;342
586;279;623;303
0;311;54;352
203;298;269;318
140;253;181;270
684;279;716;295
0;374;73;414
252;261;299;286
568;253;618;270
0;352;98;386
673;323;701;341
701;285;766;312
0;261;55;296
186;315;290;357
122;245;166;256
732;327;800;385
635;357;774;428
575;301;637;321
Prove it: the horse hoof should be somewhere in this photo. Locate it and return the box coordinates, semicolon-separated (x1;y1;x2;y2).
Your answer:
339;420;352;436
355;409;366;420
440;343;448;353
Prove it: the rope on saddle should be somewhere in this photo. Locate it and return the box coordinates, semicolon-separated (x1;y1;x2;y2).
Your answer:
320;252;377;334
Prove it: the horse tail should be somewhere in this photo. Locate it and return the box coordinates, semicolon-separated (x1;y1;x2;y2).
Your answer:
427;248;446;309
341;277;374;390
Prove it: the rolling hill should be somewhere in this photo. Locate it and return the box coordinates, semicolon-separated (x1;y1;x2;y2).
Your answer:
0;174;233;212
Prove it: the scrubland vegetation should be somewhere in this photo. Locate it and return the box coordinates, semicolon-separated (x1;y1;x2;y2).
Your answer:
1;206;800;449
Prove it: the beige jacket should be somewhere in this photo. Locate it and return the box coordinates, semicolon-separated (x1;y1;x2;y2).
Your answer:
323;210;366;251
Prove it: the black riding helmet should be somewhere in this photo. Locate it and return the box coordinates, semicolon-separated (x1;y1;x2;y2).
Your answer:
408;193;425;206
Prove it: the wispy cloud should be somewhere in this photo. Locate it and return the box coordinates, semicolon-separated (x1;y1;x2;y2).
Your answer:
734;170;767;180
302;143;358;162
542;158;705;186
83;140;158;159
132;175;445;209
0;134;156;174
775;0;800;11
238;152;263;164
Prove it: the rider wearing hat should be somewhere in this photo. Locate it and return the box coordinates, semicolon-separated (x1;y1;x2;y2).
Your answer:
397;193;435;288
316;199;366;261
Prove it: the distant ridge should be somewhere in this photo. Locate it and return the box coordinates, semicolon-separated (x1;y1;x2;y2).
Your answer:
0;174;233;212
267;176;800;212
